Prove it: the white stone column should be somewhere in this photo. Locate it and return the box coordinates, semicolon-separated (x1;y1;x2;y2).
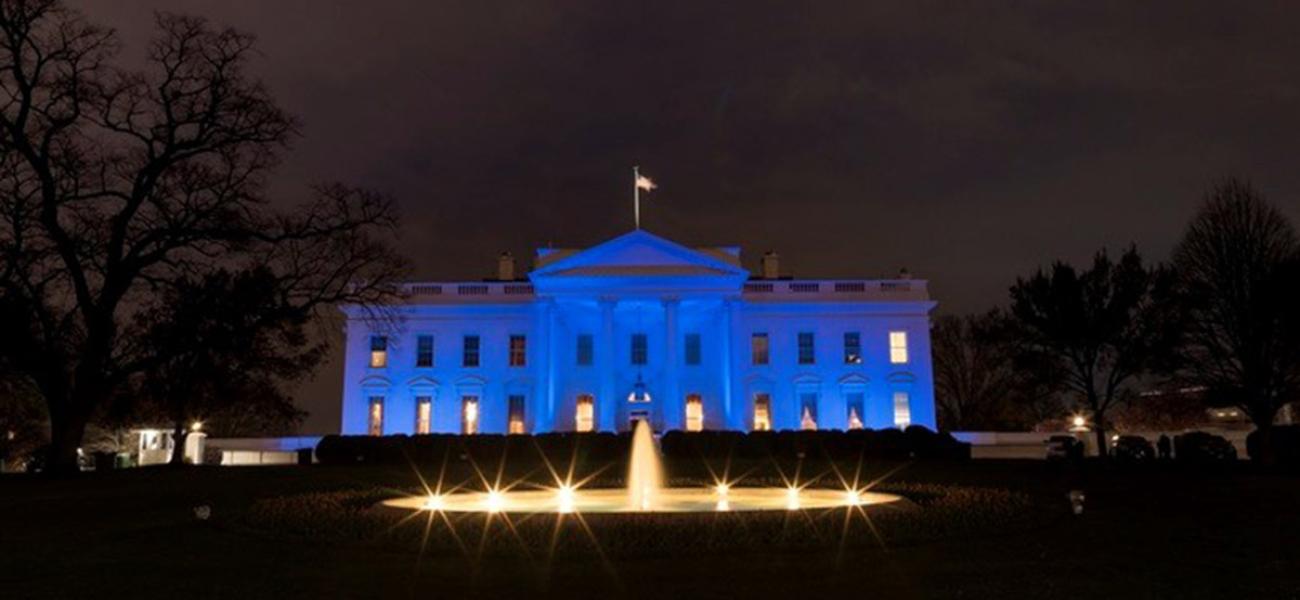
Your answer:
663;297;681;431
721;298;736;429
532;300;550;432
598;297;617;432
545;300;559;430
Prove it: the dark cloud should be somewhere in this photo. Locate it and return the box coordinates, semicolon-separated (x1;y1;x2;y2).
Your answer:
76;1;1300;432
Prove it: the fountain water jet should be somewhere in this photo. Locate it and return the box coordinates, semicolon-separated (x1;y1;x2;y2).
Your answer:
627;419;663;511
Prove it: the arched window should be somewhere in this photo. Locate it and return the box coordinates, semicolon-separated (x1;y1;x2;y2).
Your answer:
461;396;479;434
508;395;526;434
752;393;772;431
893;391;911;429
846;393;865;430
368;396;384;436
575;394;595;432
414;396;432;434
799;393;819;431
685;394;704;432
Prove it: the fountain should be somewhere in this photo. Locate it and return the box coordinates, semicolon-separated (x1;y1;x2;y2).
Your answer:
382;421;902;514
626;419;663;510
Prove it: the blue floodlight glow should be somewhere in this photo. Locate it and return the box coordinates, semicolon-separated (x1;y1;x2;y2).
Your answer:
340;230;936;436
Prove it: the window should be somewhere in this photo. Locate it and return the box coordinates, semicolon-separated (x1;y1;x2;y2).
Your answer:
367;396;384;436
508;395;525;434
685;394;704;432
889;331;909;364
461;396;479;434
799;393;818;431
575;394;595;432
751;333;769;365
893;391;911;429
462;335;480;367
753;393;772;431
631;333;647;366
576;334;594;366
416;335;434;367
684;333;701;366
509;335;527;367
369;336;387;368
415;396;432;434
843;332;862;364
798;332;815;365
846;392;865;430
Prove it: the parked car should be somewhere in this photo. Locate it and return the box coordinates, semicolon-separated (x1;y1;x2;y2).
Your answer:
1174;431;1238;463
1111;435;1154;462
1046;435;1084;460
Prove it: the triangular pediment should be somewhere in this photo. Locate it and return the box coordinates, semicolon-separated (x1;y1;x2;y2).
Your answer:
531;230;748;279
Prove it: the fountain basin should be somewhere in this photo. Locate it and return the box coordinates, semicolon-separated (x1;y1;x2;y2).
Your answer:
383;487;903;514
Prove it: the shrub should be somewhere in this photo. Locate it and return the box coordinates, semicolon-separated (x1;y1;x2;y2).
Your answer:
316;427;970;466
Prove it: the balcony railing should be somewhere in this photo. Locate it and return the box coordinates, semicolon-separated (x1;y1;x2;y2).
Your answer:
403;282;534;299
743;279;926;299
400;279;924;301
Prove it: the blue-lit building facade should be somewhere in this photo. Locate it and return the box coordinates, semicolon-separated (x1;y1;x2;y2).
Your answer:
339;230;937;436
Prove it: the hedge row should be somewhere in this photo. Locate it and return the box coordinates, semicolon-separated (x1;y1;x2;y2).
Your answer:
314;426;970;466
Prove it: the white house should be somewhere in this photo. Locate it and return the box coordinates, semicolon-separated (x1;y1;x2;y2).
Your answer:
339;230;937;435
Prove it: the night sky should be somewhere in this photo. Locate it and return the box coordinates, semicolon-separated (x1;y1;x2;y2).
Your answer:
78;1;1300;433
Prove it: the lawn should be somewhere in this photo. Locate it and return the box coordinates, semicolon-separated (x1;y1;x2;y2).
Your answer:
1;458;1297;599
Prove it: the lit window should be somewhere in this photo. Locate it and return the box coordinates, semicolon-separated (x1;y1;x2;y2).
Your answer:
893;391;911;429
684;333;701;366
751;333;769;365
846;392;865;430
461;396;479;434
576;334;593;366
843;332;862;364
575;394;595;432
889;331;909;364
414;396;432;434
685;394;704;432
368;396;384;436
416;335;434;367
799;393;818;431
509;335;527;367
508;394;525;434
798;332;815;365
369;336;387;368
462;335;480;367
631;333;647;366
753;394;772;431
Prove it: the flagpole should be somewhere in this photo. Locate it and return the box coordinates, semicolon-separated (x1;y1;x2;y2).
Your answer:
633;165;640;230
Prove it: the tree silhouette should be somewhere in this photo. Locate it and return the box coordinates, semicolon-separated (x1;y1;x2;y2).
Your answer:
932;310;1060;431
1009;247;1181;456
133;268;313;465
1171;179;1300;462
0;3;405;473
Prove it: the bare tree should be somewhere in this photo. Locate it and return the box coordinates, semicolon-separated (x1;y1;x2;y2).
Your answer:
933;310;1060;430
1172;179;1300;462
1009;247;1182;456
133;267;313;465
0;3;405;474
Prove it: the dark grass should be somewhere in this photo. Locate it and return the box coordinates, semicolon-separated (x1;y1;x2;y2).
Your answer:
1;459;1299;599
